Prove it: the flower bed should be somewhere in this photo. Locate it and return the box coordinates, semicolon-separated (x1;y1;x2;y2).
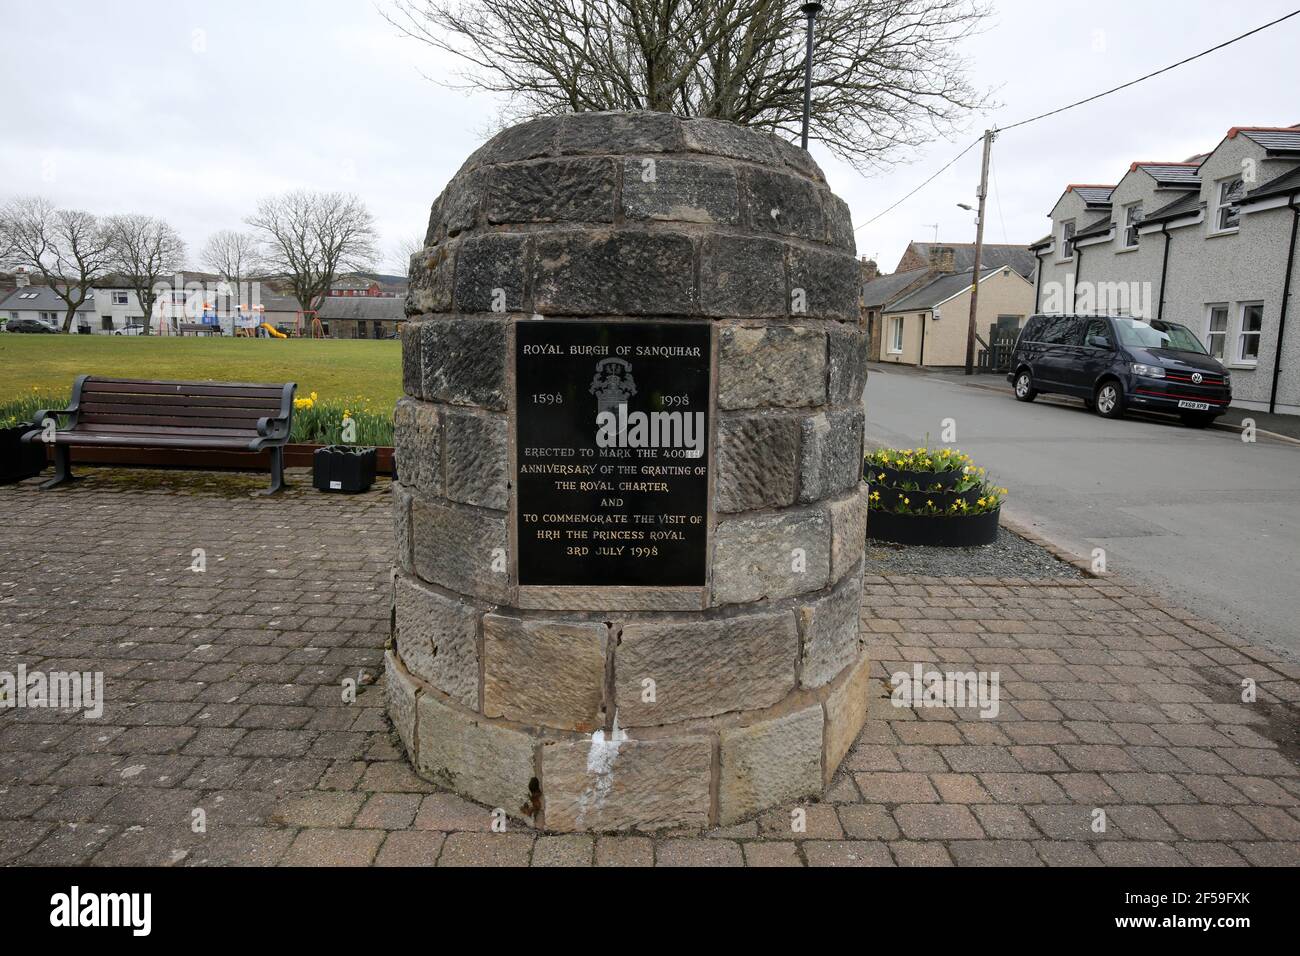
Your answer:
864;446;1007;547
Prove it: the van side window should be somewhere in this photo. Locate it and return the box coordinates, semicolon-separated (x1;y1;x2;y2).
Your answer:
1036;316;1084;345
1084;319;1110;347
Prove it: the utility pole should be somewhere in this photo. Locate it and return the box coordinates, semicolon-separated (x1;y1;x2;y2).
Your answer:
965;128;996;375
799;3;823;150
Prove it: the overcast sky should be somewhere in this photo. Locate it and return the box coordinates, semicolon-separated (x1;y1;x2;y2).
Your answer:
3;0;1298;275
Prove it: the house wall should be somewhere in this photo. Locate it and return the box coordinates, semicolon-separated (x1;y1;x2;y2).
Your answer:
881;270;1035;367
1036;190;1090;311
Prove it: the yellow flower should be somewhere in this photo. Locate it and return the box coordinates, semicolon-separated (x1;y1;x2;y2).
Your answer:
902;497;910;505
310;391;318;401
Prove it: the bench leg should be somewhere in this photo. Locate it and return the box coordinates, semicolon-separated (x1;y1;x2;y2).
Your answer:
256;446;286;496
39;445;75;490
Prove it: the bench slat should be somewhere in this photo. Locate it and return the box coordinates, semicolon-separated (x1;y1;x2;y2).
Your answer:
77;392;282;411
75;412;264;430
81;402;268;423
51;433;252;449
83;381;285;399
74;423;258;438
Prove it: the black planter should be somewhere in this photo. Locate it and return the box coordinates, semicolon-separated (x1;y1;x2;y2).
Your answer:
865;462;964;491
867;505;1000;547
872;484;981;512
313;445;377;493
1;424;47;485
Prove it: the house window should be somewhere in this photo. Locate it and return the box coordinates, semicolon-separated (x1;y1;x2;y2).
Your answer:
112;291;129;305
1205;305;1228;360
1215;178;1244;232
17;291;39;299
889;316;904;353
1124;203;1143;248
1060;221;1076;260
1236;302;1263;363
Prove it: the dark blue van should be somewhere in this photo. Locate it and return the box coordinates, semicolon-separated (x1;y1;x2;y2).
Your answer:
1008;314;1232;427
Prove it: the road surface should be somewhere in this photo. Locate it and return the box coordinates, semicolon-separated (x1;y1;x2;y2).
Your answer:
863;364;1300;659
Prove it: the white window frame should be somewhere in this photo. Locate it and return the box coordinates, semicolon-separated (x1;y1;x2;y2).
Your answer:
112;291;129;306
1235;302;1263;365
889;316;904;353
1214;178;1244;233
1204;303;1229;361
1123;203;1143;249
1059;220;1076;261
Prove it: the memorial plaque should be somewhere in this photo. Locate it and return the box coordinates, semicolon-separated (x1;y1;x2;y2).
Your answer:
514;320;712;588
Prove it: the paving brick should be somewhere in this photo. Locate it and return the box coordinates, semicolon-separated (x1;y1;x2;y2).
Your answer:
894;804;984;840
437;832;535;867
655;839;743;867
802;840;893;867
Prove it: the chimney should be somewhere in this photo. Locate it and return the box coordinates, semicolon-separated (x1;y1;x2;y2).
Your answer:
929;246;956;274
859;256;879;281
14;267;30;288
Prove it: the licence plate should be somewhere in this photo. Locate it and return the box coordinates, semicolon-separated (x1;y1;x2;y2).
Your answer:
1178;400;1210;411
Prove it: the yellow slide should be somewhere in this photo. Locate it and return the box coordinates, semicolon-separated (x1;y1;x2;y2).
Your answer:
260;323;287;338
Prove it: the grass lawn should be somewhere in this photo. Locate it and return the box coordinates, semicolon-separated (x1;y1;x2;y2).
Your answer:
0;335;402;407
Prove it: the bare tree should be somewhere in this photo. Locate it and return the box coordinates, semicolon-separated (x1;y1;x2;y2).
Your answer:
107;215;186;336
384;0;991;170
4;196;115;331
389;235;425;278
246;191;378;314
201;229;264;297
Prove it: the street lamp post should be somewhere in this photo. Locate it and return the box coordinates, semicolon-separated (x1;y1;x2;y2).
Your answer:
799;3;823;151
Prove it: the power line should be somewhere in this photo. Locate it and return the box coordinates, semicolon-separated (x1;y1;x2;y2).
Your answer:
852;8;1300;233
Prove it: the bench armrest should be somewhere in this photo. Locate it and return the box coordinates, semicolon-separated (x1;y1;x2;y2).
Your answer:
255;415;291;439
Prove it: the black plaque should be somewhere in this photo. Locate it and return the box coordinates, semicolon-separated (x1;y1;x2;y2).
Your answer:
515;320;712;588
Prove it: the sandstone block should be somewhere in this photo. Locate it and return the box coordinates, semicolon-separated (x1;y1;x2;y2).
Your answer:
407;243;456;315
485;158;617;224
558;110;683;154
385;649;419;760
798;407;864;502
532;230;697;316
798;570;863;689
393;398;441;496
411;495;511;605
699;234;787;318
824;651;871;786
395;573;480;709
483;115;561;164
828;323;869;405
452;232;530;314
681;117;780;165
442;407;508;510
717;325;826;410
829;485;869;582
482;615;607;731
719;704;824;825
621;158;739;224
420;317;508;410
711;507;830;605
741;166;826;241
715;412;799;512
416;691;536;815
788;244;861;321
401;321;422;396
392;481;413;575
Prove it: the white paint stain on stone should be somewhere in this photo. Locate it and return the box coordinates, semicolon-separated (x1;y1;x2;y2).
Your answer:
575;714;627;825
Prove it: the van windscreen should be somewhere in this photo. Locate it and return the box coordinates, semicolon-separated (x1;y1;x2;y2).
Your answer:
1112;318;1207;354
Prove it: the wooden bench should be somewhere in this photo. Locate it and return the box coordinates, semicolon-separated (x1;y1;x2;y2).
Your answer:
178;322;222;336
21;376;296;494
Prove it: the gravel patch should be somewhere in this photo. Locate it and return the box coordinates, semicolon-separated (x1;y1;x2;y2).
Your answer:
864;526;1084;579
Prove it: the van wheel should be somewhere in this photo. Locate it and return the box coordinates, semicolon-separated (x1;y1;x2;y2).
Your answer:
1013;370;1037;402
1095;381;1124;419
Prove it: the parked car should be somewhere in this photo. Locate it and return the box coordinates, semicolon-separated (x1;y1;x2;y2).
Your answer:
113;322;146;336
3;318;59;333
1008;314;1231;427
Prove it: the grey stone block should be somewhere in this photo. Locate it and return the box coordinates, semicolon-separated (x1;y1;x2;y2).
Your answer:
621;158;739;224
532;230;697;316
407;243;456;315
401;321;422;395
828;323;868;405
441;169;485;236
483;115;562;164
715;413;799;512
416;691;536;815
420;317;508;410
540;734;712;832
824;651;871;786
768;134;825;182
741;166;826;241
829;485;869;582
822;189;856;253
392;480;414;575
385;650;419;759
788;244;861;321
453;233;530;314
422;192;445;247
718;704;824;825
411;495;511;605
395;573;480;709
393;398;441;496
711;506;831;606
616;609;798;726
682;117;780;165
484;158;617;224
442;407;508;510
798;570;863;688
798;407;864;503
558;110;683;154
699;234;787;318
482;615;606;731
717;325;826;410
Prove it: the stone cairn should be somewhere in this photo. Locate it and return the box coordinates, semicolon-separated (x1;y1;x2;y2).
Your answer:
389;110;869;832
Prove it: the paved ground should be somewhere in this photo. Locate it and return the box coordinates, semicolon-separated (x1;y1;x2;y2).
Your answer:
0;469;1296;866
863;364;1300;661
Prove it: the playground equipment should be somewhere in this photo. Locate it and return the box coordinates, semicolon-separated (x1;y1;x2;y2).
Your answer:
296;310;325;339
260;323;287;339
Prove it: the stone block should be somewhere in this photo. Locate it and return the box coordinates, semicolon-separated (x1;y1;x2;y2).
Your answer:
682;117;780;165
741;166;826;241
717;325;826;410
768;134;825;182
715;412;799;512
719;704;824;825
616;609;798;726
407;243;456;315
415;691;536;815
385;650;419;760
558;110;683;154
392;481;413;575
484;158;617;224
540;734;712;832
411;495;511;605
829;485;869;582
420;317;508;410
401;321;422;395
788;244;861;321
395;573;480;709
532;230;697;316
422;192;445;247
699;234;787;318
828;323;868;405
441;169;485;237
621;158;739;224
482;615;607;731
798;407;864;502
711;506;830;606
798;571;863;689
824;651;871;786
442;407;508;510
392;398;441;496
452;232;530;314
822;189;856;253
483;115;561;164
